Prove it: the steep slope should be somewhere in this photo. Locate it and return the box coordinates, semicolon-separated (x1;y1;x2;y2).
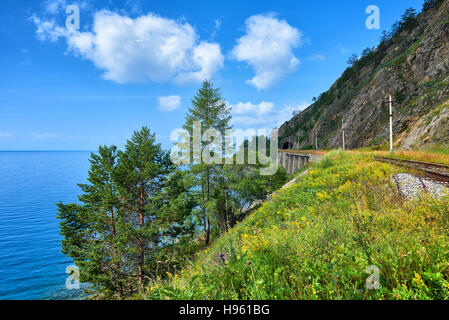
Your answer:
146;151;449;300
279;0;449;150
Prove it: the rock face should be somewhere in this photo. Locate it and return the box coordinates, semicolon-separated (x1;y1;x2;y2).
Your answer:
279;0;449;150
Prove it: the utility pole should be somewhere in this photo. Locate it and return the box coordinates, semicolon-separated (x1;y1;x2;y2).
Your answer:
389;95;394;153
314;129;318;150
341;118;346;151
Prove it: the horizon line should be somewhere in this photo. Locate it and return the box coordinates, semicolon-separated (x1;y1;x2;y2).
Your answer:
0;150;96;152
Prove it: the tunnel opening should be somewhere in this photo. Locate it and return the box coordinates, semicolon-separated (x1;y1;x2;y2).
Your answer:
282;142;293;150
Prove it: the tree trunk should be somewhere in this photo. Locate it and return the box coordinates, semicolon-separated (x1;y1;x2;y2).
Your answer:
205;166;210;246
138;182;144;286
110;208;124;298
205;217;210;245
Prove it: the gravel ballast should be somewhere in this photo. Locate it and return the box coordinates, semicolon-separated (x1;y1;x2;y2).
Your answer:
392;173;449;200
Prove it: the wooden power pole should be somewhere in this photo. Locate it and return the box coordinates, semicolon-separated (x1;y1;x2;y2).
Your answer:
341;118;346;151
314;129;318;150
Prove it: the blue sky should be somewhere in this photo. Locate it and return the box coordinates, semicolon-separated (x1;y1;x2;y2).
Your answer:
0;0;424;151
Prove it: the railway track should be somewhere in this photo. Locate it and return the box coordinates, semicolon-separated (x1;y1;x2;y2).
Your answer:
374;157;449;182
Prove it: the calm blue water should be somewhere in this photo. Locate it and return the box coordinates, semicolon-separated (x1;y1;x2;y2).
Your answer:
0;151;91;300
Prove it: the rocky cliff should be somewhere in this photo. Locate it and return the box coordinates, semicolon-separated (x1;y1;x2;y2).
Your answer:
279;0;449;150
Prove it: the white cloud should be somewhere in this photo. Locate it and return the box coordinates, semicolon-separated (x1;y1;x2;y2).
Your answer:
231;101;274;126
29;16;69;42
231;14;302;90
158;95;181;112
31;10;224;85
44;0;67;14
232;101;274;116
210;19;222;40
277;101;310;125
229;100;309;129
125;0;143;15
0;131;13;139
43;0;90;14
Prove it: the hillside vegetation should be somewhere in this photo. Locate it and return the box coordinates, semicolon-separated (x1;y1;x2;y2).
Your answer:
146;151;449;300
279;0;449;151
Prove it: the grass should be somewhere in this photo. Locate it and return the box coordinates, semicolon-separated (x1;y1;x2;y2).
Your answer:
419;144;449;156
279;149;328;156
369;148;449;166
144;151;449;300
432;102;449;118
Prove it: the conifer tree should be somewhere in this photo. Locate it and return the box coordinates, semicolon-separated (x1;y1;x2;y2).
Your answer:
57;145;126;298
57;129;191;297
400;7;418;31
183;80;231;245
115;127;173;286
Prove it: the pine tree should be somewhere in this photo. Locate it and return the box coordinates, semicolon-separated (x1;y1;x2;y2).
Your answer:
115;127;173;287
183;80;231;245
57;145;126;298
347;53;359;67
400;8;418;31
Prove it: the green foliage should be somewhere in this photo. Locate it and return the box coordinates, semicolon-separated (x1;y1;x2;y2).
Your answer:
58;80;290;299
146;152;449;300
182;80;232;246
432;102;449;118
114;127;176;286
346;53;359;67
423;0;444;11
58;145;127;298
419;143;449;155
57;128;197;298
400;8;418;31
184;79;231;143
219;152;289;229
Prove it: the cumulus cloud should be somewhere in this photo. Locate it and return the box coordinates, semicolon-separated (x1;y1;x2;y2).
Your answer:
31;10;224;84
29;15;69;42
229;100;309;129
229;101;274;126
230;101;274;126
0;131;13;139
158;95;181;112
231;14;302;90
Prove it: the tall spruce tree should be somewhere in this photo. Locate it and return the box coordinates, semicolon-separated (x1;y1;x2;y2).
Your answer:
183;80;231;245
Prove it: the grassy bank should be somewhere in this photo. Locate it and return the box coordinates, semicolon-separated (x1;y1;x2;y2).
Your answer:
369;149;449;166
146;151;449;300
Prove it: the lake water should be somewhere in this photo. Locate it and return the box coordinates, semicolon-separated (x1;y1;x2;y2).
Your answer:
0;151;91;300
